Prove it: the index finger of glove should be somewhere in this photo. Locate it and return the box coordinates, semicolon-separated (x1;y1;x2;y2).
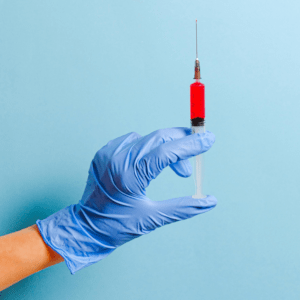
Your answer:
137;131;215;182
133;127;192;158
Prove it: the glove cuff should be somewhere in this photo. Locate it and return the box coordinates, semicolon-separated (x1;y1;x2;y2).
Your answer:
36;205;114;274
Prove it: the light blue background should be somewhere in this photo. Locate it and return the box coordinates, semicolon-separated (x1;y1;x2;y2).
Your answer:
1;0;299;299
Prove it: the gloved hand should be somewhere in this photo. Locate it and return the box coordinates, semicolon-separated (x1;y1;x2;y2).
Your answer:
37;128;217;274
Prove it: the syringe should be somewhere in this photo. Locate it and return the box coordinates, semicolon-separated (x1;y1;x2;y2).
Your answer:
190;20;206;199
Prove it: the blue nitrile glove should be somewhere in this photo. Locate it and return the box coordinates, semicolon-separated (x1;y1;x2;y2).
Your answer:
37;128;217;274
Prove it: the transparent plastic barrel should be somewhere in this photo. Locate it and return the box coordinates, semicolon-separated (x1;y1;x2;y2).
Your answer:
192;125;205;199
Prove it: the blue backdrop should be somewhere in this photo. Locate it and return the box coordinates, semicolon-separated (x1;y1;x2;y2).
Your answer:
1;0;300;299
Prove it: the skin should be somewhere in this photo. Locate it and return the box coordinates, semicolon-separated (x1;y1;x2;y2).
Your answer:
0;224;64;291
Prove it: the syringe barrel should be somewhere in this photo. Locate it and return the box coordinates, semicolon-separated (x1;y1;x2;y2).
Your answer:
190;79;205;199
191;125;205;199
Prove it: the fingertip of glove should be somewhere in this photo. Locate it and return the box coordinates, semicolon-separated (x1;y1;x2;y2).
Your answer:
180;171;192;178
169;159;193;178
206;195;217;207
199;131;215;144
206;131;216;144
194;131;215;153
178;161;193;178
196;195;217;207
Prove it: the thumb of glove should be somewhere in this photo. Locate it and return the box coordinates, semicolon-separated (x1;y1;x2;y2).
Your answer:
149;195;217;228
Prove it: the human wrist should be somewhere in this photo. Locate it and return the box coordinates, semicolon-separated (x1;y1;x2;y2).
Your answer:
36;204;115;274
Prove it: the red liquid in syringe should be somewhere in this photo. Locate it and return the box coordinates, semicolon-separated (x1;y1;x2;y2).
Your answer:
190;80;205;120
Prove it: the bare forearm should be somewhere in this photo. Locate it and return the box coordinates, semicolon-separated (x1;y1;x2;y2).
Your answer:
0;224;64;291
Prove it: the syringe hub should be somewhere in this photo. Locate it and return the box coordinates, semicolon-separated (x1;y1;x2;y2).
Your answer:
194;58;201;79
